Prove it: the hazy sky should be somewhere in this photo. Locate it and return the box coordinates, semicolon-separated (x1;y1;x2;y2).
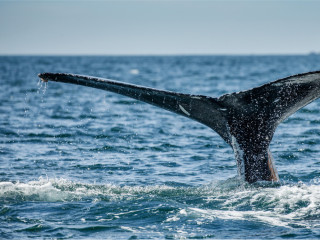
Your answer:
1;0;320;55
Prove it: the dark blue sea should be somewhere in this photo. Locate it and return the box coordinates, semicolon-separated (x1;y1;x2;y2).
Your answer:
1;55;320;239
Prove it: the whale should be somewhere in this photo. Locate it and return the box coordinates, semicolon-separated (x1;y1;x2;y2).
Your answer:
39;71;320;183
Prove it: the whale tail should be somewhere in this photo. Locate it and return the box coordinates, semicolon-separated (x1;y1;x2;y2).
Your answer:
39;71;320;183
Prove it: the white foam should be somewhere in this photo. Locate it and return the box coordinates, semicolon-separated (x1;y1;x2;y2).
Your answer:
1;178;320;228
208;182;320;228
130;69;139;75
0;177;177;202
161;181;320;228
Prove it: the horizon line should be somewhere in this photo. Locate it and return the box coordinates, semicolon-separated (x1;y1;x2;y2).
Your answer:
1;52;319;57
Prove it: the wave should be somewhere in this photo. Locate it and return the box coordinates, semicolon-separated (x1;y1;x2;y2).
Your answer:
1;177;320;229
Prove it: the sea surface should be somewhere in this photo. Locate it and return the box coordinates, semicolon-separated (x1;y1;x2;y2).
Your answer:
1;55;320;239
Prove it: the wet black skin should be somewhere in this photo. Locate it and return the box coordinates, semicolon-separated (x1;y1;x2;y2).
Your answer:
39;71;320;183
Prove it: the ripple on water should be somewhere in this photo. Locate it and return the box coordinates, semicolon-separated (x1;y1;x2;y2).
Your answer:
2;56;320;239
0;178;319;226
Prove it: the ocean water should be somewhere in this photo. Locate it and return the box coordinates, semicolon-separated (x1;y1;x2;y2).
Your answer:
1;55;320;239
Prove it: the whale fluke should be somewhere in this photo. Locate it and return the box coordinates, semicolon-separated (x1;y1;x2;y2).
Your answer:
39;71;320;183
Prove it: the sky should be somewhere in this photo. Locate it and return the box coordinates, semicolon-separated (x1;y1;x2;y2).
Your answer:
0;0;320;55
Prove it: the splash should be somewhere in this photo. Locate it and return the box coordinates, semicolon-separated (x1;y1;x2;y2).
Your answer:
0;177;178;202
37;78;48;95
1;177;320;229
